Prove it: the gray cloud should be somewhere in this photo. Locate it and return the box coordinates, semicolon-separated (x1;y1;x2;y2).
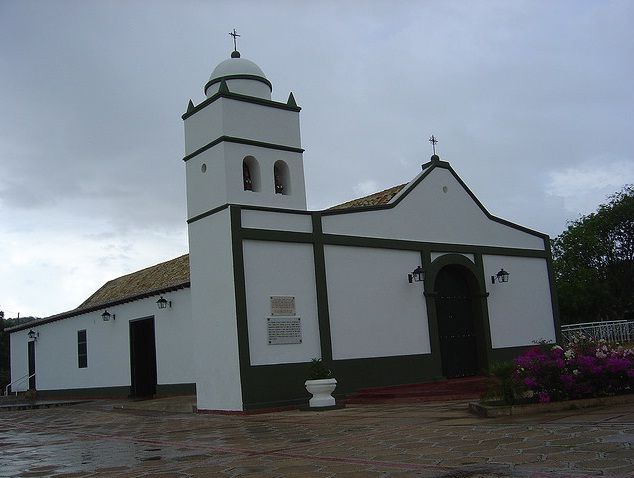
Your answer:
1;0;632;316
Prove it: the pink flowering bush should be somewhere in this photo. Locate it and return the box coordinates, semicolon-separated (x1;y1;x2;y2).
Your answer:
512;335;634;403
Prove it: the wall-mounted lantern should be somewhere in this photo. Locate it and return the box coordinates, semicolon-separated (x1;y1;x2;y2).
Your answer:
101;310;115;322
156;296;172;309
27;329;38;340
408;266;426;283
491;268;510;284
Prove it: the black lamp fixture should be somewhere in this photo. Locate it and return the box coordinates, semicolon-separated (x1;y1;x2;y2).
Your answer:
156;296;171;309
491;268;510;284
408;266;426;283
27;329;38;340
101;310;115;322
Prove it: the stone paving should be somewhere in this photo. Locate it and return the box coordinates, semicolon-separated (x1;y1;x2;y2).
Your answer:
0;398;633;477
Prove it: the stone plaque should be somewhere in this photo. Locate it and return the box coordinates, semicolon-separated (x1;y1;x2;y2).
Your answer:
267;317;302;345
270;296;296;316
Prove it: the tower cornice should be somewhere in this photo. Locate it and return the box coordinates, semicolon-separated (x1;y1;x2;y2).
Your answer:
204;74;273;96
183;90;300;121
182;135;305;163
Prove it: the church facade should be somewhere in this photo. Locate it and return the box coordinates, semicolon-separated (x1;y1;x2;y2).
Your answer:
9;50;560;412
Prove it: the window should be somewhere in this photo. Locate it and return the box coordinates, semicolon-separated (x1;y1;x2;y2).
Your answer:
243;162;253;190
243;156;260;191
273;160;290;195
77;330;87;368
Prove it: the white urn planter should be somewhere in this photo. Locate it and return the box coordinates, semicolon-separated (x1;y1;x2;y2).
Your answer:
305;378;337;408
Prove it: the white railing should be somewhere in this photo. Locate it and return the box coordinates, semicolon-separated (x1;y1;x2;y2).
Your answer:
561;320;634;345
3;373;35;396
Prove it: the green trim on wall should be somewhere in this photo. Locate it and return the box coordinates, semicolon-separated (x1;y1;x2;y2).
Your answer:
238;224;548;259
312;213;333;362
183;136;304;163
204;74;273;96
421;250;443;377
322;233;548;258
489;345;533;364
544;238;563;344
241;228;313;243
230;206;252;406
331;354;442;397
156;383;196;397
36;386;131;399
182;90;300;121
474;253;494;369
35;383;195;400
187;204;230;225
187;203;315;226
241;362;311;410
239;354;444;411
237;204;314;215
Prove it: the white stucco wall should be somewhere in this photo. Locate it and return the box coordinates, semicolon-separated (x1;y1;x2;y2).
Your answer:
8;287;194;393
325;245;431;360
241;209;312;233
224;143;307;211
322;168;545;250
185;144;228;219
184;97;300;156
242;240;321;365
185;142;307;217
188;208;243;411
484;255;556;348
222;99;301;149
9;331;29;392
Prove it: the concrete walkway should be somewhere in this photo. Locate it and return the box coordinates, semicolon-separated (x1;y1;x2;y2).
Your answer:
0;398;633;477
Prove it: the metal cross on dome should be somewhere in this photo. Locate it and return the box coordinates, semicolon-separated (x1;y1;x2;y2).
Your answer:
429;135;438;155
229;28;240;51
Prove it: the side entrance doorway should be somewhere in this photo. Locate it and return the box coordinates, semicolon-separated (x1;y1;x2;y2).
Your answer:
27;341;36;390
434;264;482;378
129;317;157;399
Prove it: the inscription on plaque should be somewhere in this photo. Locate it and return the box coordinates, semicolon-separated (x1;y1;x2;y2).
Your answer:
267;317;302;345
270;296;296;316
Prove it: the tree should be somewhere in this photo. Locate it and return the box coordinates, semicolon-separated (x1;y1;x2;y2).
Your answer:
552;185;634;324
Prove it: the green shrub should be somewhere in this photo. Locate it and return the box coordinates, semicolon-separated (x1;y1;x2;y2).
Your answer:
483;361;522;405
306;358;332;380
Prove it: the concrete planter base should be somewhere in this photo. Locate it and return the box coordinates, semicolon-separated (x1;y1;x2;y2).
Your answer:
305;378;337;408
470;393;634;418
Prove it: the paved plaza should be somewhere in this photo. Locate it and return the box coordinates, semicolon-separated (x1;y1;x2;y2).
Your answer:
0;398;633;477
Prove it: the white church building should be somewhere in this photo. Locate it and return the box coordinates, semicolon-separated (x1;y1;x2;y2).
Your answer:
9;48;560;412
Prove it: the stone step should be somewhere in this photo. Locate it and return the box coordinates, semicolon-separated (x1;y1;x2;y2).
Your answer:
346;376;490;404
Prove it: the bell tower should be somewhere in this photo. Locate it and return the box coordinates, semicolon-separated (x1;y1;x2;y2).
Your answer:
182;48;307;220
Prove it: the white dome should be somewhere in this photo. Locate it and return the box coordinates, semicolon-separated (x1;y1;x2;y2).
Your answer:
209;57;267;81
204;54;272;99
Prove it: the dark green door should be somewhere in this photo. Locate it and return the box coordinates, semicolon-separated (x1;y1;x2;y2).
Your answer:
129;318;157;398
435;266;479;378
28;341;36;390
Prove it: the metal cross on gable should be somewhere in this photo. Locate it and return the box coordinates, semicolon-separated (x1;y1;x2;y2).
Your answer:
229;28;240;51
429;135;438;155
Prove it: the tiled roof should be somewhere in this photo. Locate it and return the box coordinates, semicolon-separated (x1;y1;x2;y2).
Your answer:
79;254;190;309
329;183;407;210
8;254;191;332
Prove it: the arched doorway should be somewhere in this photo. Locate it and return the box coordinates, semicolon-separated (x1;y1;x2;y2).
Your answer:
434;264;481;378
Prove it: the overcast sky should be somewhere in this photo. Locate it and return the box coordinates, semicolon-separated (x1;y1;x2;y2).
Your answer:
1;0;632;318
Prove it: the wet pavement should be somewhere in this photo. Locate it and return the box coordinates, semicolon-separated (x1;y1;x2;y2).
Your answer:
0;398;633;477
